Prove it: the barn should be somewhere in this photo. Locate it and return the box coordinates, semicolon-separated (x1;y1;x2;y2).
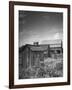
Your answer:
19;41;63;70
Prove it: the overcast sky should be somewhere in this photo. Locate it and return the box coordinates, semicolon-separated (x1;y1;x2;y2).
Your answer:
19;10;63;47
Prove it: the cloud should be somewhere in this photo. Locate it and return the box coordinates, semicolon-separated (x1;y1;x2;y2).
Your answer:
54;33;60;39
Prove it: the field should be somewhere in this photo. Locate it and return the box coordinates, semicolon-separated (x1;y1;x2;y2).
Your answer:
19;54;63;79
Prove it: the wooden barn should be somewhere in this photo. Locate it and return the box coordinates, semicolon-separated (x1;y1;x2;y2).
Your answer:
19;41;63;70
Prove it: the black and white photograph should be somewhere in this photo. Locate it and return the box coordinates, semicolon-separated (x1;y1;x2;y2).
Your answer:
9;1;70;88
19;11;63;79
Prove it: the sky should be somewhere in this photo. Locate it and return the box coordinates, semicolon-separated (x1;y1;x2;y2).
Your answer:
19;10;63;47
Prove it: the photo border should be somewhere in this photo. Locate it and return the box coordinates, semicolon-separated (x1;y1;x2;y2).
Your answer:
9;1;70;89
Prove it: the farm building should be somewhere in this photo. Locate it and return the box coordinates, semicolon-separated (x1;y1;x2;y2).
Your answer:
19;40;63;70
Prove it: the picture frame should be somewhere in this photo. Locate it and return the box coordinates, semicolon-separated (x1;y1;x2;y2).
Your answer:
9;1;70;89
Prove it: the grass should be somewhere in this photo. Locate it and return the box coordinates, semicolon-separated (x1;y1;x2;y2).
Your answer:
19;55;63;79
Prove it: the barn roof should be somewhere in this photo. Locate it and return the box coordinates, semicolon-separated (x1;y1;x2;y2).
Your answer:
19;41;62;52
30;45;48;51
